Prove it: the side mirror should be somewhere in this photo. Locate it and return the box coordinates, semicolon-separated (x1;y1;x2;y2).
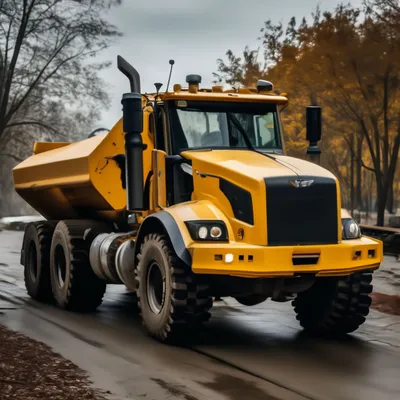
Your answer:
306;106;322;157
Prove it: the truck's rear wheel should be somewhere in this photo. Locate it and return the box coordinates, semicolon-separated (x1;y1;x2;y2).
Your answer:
136;233;213;343
292;271;373;335
49;220;107;312
22;221;56;302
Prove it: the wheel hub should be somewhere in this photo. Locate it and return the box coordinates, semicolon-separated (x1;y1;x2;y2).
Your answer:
146;261;165;314
27;241;38;282
54;244;67;288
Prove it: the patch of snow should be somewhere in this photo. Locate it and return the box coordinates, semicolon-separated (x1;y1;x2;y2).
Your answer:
0;215;43;224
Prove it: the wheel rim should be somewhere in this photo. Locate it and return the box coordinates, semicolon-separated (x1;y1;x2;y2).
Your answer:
146;261;165;314
54;244;67;288
27;241;38;282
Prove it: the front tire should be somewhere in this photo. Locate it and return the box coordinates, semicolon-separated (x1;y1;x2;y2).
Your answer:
49;220;108;312
293;271;373;335
136;233;213;343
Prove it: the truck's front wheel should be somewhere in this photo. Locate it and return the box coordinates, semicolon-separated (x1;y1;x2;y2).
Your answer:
136;233;212;343
292;271;373;335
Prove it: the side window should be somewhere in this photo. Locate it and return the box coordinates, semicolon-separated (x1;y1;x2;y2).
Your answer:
254;114;276;147
208;113;220;132
152;108;167;151
177;110;206;147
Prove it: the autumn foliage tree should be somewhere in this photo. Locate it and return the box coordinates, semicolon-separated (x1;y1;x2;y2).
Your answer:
214;1;400;226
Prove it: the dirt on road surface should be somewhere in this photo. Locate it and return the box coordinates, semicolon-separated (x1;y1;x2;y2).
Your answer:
0;230;399;400
0;324;107;400
371;293;400;316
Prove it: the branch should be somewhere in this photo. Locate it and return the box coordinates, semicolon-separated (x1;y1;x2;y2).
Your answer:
23;0;61;39
350;59;375;118
40;47;86;86
0;152;22;162
386;118;400;187
6;31;81;121
0;0;35;127
343;135;375;172
6;120;61;135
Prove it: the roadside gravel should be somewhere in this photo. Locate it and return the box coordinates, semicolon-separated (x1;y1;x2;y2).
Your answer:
0;324;108;400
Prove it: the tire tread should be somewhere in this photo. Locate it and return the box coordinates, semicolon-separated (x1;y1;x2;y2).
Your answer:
292;271;374;335
23;221;56;302
50;220;108;312
136;233;213;343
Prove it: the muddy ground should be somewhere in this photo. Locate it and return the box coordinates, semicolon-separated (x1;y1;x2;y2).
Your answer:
0;324;108;400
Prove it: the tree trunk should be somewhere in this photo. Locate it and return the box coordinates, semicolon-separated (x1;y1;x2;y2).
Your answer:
386;184;394;214
376;182;387;226
350;134;355;216
0;160;6;217
355;134;363;211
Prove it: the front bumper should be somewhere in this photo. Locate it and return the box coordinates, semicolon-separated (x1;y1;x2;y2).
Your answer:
189;236;383;278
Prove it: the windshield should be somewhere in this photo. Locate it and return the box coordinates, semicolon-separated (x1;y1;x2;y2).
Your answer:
168;100;282;153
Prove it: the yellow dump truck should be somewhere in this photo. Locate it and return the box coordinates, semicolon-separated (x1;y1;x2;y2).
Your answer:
13;56;383;343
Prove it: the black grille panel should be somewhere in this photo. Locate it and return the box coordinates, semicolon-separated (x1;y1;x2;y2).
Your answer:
265;176;338;246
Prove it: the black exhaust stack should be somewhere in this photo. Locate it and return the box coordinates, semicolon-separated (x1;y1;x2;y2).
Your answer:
306;106;322;165
118;55;146;211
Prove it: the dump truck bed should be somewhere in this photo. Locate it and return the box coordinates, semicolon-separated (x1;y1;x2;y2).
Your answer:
12;119;150;222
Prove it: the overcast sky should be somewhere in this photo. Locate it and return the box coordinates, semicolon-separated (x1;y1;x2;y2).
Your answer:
95;0;362;130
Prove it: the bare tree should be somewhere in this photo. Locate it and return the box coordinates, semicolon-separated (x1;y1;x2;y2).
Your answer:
365;0;400;16
0;0;123;216
0;0;122;149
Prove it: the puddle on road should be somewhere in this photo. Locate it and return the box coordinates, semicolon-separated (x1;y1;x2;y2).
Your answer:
198;373;280;400
36;314;105;349
151;378;199;400
0;304;18;315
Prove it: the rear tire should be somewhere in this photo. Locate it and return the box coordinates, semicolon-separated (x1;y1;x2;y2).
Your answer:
292;271;373;335
136;233;213;343
49;220;108;312
22;221;56;302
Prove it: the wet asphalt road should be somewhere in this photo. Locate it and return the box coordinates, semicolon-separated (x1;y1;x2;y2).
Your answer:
0;230;399;400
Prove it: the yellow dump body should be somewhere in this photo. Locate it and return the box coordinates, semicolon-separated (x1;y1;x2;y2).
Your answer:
13;110;154;222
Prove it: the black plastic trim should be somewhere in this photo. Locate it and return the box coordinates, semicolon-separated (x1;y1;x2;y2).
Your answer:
111;154;126;189
184;220;229;242
165;155;182;205
143;171;153;210
219;178;254;225
134;211;191;266
265;176;338;246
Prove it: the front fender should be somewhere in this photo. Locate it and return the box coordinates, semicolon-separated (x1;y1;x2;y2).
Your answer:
134;211;191;267
135;200;233;267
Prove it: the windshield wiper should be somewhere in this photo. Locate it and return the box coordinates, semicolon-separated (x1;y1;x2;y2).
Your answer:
226;113;254;150
227;113;277;160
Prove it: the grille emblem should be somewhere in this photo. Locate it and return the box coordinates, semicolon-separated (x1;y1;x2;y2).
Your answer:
290;179;315;188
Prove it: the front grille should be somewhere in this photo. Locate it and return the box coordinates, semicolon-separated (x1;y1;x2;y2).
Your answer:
265;176;338;246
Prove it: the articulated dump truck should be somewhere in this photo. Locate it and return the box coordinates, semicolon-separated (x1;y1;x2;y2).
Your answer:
13;56;383;343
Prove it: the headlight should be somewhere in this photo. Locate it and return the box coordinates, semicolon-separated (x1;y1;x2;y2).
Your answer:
342;218;361;240
184;220;228;242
